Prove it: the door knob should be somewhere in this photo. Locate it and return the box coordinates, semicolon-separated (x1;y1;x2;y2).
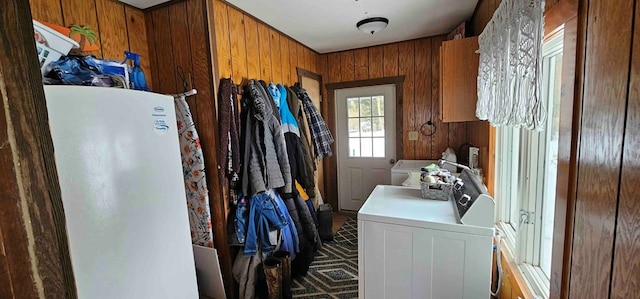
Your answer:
389;159;396;164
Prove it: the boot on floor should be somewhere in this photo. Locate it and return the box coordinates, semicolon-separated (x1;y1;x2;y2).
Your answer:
272;251;292;299
263;257;282;299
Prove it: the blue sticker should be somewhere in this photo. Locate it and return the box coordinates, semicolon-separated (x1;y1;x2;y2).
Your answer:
153;119;169;135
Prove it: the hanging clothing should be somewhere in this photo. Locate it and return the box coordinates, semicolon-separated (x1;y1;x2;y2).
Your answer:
286;86;316;197
292;84;334;160
243;192;288;256
217;78;241;187
241;80;293;196
175;95;214;247
270;83;300;136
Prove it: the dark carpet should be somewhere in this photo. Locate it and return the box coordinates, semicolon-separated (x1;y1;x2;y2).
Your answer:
292;217;358;299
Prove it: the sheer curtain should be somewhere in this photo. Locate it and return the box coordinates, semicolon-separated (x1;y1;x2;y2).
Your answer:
476;0;546;130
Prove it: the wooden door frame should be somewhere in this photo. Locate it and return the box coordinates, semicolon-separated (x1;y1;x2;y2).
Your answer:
0;0;76;298
325;76;405;211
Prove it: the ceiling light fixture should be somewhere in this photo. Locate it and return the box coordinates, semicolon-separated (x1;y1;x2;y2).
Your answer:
357;17;389;35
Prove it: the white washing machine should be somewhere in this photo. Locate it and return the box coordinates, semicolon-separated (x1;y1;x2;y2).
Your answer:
390;160;438;185
358;170;495;298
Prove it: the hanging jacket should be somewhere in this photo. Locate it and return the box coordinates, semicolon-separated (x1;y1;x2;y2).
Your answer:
217;78;241;187
292;84;334;160
270;83;300;136
286;87;316;197
241;80;293;195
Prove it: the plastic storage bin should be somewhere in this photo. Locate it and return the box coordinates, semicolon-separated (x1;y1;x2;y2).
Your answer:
420;181;453;201
33;20;79;75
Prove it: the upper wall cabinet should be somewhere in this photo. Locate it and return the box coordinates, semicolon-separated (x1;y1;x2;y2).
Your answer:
440;36;479;122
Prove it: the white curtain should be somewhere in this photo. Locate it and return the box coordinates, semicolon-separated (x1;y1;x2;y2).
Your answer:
476;0;546;130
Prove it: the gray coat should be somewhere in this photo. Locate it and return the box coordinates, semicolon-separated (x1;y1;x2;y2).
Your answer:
242;80;293;195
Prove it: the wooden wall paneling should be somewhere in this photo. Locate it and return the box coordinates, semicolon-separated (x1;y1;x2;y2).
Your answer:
398;41;415;159
60;0;102;58
569;0;635;298
0;229;11;298
289;39;298;84
1;1;76;296
213;0;231;80
414;38;432;159
430;36;449;158
328;52;341;83
144;9;159;91
126;7;153;90
611;1;640;296
303;47;312;73
383;43;398;77
296;43;306;70
95;0;128;61
151;8;177;94
269;29;282;83
244;17;260;80
168;2;197;120
340;50;355;82
257;23;271;82
354;48;369;80
280;35;290;85
318;54;329;109
29;0;63;25
309;49;318;74
227;7;247;83
368;46;383;79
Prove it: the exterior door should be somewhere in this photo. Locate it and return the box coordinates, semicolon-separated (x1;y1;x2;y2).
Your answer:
336;85;396;211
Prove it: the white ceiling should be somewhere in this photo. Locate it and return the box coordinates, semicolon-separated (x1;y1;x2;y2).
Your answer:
226;0;479;53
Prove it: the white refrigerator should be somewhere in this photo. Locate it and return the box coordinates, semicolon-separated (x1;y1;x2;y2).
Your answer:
44;86;199;299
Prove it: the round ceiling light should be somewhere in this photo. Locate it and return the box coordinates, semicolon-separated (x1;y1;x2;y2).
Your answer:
356;17;389;35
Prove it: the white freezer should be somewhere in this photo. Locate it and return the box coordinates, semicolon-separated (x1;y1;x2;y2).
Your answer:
45;86;199;299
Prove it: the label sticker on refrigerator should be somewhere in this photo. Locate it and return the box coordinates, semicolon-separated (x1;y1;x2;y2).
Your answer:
153;119;169;135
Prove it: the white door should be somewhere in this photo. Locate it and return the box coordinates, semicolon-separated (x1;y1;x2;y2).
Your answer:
336;85;396;211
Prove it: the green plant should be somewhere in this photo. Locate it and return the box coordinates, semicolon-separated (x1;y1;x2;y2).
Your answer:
69;24;97;50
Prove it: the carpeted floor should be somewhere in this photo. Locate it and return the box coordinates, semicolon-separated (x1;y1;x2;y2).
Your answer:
292;217;359;299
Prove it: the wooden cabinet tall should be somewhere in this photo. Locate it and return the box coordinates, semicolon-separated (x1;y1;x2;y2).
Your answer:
439;36;480;122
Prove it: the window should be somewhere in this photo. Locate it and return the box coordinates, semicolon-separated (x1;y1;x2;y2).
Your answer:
346;95;385;157
493;29;564;298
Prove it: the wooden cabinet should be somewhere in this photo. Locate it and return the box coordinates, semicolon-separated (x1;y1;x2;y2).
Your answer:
439;36;480;122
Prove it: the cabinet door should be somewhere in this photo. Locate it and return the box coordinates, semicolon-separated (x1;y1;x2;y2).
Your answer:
359;220;492;298
441;37;480;122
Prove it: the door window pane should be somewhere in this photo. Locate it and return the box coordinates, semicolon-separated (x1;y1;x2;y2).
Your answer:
360;118;372;137
360;97;372;117
349;138;361;157
372;96;384;116
373;138;385;157
347;97;360;117
348;118;360;137
372;117;384;137
360;138;373;157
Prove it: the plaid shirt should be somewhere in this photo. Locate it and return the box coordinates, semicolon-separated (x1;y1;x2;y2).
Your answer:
294;86;334;159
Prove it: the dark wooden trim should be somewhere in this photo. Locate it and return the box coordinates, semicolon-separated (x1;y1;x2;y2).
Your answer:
325;76;406;211
202;1;234;298
326;75;406;91
1;0;76;297
297;67;322;82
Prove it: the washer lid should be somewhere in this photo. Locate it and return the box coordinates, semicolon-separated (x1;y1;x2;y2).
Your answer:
358;185;494;236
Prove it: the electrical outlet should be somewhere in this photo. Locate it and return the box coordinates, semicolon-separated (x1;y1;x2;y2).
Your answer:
408;131;419;141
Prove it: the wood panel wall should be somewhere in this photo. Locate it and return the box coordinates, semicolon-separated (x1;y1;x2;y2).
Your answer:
213;0;319;85
145;1;235;297
570;0;639;298
318;38;469;160
29;0;153;89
